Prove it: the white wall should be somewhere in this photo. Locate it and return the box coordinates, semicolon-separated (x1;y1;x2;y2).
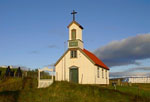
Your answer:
68;39;83;49
55;49;109;84
69;23;82;41
128;77;150;83
94;66;109;84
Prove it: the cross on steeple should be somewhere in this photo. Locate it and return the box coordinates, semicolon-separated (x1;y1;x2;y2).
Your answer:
71;10;77;21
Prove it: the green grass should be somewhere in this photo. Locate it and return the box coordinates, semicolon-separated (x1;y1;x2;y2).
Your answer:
109;85;150;102
0;78;150;102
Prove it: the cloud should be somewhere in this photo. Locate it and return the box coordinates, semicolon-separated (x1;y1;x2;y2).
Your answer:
43;63;55;67
48;44;59;49
30;51;39;54
94;33;150;67
110;67;150;78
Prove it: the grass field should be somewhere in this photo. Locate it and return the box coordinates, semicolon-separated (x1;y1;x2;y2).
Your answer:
0;77;150;102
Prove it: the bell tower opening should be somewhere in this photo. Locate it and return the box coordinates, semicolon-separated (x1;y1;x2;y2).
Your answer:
71;29;76;40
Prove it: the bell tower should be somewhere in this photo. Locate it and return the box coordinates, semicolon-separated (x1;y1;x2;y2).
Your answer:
67;10;84;49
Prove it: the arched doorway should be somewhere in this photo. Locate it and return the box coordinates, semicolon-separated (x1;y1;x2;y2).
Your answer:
69;66;78;83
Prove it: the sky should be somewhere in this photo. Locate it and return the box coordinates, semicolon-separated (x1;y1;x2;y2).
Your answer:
0;0;150;77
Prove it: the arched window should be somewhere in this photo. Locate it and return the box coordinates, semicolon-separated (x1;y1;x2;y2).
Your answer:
71;29;76;40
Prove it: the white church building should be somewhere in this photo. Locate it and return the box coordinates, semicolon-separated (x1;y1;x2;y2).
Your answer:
55;11;109;84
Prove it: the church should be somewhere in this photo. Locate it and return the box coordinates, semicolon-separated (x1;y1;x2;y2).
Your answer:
55;11;109;84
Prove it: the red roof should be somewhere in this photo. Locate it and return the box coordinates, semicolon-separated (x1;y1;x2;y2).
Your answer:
82;49;109;70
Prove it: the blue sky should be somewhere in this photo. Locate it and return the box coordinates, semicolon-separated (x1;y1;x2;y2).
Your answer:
0;0;150;77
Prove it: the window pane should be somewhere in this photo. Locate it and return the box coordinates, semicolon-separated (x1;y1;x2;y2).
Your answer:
74;51;77;58
71;51;73;58
102;69;104;78
70;50;77;58
97;67;99;78
71;29;76;40
105;70;107;79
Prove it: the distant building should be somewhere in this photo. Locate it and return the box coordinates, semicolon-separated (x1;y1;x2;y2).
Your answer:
0;66;7;68
55;11;109;84
123;77;150;83
0;65;13;69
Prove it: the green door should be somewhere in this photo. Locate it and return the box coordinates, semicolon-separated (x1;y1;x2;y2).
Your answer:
70;68;78;83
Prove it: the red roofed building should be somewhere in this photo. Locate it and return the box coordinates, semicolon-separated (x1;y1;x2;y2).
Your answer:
55;11;109;84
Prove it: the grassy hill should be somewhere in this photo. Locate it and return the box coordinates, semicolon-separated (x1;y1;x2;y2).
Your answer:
0;78;150;102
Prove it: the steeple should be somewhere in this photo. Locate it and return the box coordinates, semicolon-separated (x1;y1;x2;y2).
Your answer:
67;10;84;49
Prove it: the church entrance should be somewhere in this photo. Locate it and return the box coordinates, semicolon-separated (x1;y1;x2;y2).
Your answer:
69;67;78;83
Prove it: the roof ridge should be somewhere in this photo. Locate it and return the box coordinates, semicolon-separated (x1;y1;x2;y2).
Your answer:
67;21;84;29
